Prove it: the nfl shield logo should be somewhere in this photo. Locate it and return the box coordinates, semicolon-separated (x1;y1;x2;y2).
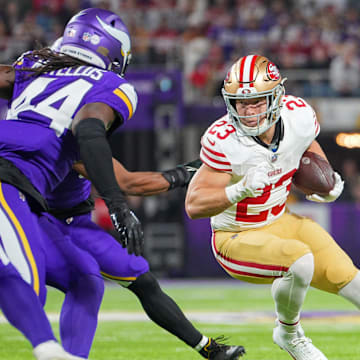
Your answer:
271;154;278;162
82;32;92;42
67;29;76;37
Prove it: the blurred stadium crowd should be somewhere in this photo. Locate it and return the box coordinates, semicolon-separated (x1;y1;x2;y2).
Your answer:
1;0;360;102
1;0;360;204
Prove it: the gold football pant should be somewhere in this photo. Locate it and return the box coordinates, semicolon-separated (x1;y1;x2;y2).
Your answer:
212;212;358;293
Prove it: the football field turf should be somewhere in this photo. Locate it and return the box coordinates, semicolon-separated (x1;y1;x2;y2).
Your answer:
1;280;360;359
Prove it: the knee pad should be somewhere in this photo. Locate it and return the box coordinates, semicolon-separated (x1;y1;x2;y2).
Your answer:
312;243;358;294
287;253;314;287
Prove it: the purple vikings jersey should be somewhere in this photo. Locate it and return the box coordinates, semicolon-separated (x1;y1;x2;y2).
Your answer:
0;54;137;199
47;170;91;209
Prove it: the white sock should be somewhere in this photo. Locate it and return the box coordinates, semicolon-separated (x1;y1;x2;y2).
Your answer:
33;341;62;359
195;335;209;351
339;271;360;308
33;340;86;360
271;253;314;326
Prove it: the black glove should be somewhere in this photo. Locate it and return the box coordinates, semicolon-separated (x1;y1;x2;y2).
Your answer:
162;159;202;190
109;204;144;256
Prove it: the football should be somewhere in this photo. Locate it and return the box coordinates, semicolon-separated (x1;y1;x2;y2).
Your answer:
292;151;335;196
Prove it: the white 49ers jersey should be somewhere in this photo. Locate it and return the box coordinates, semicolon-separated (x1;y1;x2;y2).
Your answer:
200;95;320;231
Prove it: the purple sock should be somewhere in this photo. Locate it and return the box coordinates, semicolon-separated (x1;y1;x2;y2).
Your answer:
60;274;104;358
0;264;56;347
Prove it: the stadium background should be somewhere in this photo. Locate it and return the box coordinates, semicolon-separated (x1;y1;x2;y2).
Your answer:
1;0;360;278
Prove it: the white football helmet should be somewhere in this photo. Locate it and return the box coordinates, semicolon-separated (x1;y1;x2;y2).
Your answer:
222;55;286;136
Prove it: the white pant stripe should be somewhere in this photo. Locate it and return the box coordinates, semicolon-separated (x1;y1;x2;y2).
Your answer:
0;206;31;283
211;232;286;277
216;253;285;277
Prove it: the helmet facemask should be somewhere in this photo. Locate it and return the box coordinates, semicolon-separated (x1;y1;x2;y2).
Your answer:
222;80;285;136
222;55;285;137
110;51;132;76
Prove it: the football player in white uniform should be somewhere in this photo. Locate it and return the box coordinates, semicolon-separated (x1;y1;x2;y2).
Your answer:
185;54;360;360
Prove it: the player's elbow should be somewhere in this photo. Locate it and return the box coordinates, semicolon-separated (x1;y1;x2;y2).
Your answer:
185;203;199;219
185;195;201;219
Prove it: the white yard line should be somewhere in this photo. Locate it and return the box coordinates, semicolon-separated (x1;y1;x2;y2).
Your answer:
1;310;360;324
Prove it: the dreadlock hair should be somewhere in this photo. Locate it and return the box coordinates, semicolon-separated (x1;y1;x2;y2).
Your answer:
19;48;89;76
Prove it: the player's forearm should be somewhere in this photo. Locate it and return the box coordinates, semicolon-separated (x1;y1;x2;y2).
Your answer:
73;118;127;210
111;158;171;195
306;140;328;161
185;187;232;219
74;162;170;195
120;172;170;196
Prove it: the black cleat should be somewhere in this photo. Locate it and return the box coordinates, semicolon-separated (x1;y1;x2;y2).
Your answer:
200;336;246;360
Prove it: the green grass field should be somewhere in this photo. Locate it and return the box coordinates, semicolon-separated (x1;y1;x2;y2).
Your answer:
1;280;360;359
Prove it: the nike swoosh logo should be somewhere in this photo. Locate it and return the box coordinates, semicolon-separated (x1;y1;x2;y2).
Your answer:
96;16;131;54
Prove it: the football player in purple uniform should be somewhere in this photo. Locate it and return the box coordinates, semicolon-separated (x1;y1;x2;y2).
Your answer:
0;7;244;360
40;23;243;360
0;7;146;360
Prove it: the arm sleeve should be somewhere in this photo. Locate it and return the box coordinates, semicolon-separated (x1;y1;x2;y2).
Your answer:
74;117;127;210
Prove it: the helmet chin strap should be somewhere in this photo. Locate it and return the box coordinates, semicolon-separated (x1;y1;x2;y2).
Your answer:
240;115;269;136
251;118;284;151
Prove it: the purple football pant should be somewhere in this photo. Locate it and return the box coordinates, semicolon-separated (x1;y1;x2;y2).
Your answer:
41;212;149;357
39;215;104;359
44;212;150;286
0;182;56;347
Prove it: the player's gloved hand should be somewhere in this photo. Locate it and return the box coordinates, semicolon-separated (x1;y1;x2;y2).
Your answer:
162;159;202;190
306;172;344;203
109;204;144;256
225;162;271;204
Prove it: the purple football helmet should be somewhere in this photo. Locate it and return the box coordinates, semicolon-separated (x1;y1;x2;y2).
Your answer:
50;37;63;52
60;8;131;76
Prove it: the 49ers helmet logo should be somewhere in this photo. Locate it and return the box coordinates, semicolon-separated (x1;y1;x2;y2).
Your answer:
225;69;231;82
240;88;251;94
266;62;280;81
